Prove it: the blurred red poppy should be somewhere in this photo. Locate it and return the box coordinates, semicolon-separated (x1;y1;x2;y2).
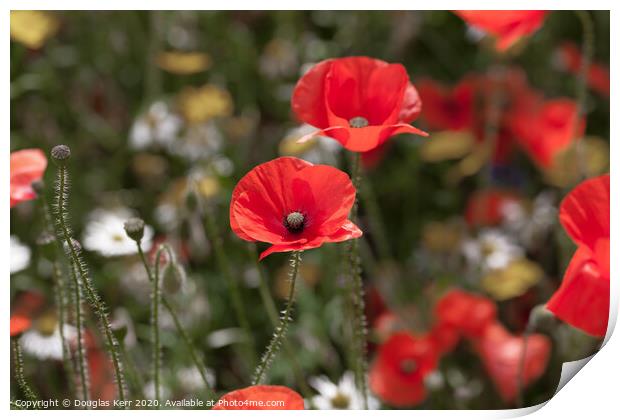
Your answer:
547;174;609;337
465;189;522;226
428;321;461;355
556;42;610;98
10;315;32;337
417;77;476;131
454;11;548;52
435;289;497;339
10;148;47;207
369;332;438;407
84;330;117;402
230;157;362;260
292;56;428;152
475;322;550;402
213;385;305;410
511;98;585;168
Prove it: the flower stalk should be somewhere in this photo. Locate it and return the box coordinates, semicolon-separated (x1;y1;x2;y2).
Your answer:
69;259;90;401
347;152;369;409
51;145;127;402
253;251;302;385
134;240;217;401
11;338;38;403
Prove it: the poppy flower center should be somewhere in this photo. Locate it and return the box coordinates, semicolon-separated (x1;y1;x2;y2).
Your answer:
349;116;369;128
284;211;305;233
400;358;418;374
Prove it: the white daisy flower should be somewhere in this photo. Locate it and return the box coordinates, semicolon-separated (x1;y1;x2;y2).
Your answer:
501;191;557;248
20;322;76;361
462;229;523;272
10;235;31;274
82;208;153;257
170;122;223;162
308;371;380;410
130;101;182;150
177;365;216;391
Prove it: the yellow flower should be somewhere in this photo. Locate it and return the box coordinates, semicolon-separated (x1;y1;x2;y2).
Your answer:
177;84;233;125
156;51;212;75
196;176;220;200
10;11;59;50
421;221;463;253
544;136;609;187
419;131;475;162
481;258;543;301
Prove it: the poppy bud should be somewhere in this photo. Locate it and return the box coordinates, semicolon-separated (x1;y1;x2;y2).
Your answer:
124;217;145;243
51;145;71;164
163;263;186;295
530;304;556;331
31;180;45;195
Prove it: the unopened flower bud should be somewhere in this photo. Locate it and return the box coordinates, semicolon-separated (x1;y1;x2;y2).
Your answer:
51;145;71;164
530;304;556;331
124;217;145;243
31;180;45;195
162;263;186;295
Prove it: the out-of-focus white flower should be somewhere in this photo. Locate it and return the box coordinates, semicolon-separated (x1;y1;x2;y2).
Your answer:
279;124;342;166
21;323;76;361
259;38;298;79
501;191;557;248
11;235;31;274
308;371;380;410
177;365;216;391
424;370;445;391
171;122;223;161
462;229;523;272
206;328;245;348
143;381;170;400
83;208;153;257
130;101;182;150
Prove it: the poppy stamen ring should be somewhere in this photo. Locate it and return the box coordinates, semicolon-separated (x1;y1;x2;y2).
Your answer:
400;359;417;374
349;116;369;128
284;211;305;233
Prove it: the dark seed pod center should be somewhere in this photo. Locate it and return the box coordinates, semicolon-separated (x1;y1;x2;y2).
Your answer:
400;359;417;374
349;116;369;128
284;211;305;233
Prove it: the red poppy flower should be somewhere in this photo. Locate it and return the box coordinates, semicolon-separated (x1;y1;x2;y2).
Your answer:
465;189;522;227
556;42;610;98
475;322;551;402
369;332;438;407
417;77;476;132
291;56;428;152
10;315;32;337
547;174;609;337
454;11;548;52
511;98;585;168
373;311;408;343
10;148;47;207
230;157;362;260
434;289;497;339
213;385;305;410
428;321;461;355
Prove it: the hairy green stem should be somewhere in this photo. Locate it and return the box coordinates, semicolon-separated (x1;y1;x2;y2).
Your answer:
253;251;301;385
69;261;90;401
54;163;127;402
347;152;369;409
11;338;38;403
151;245;166;406
248;244;313;399
136;243;216;401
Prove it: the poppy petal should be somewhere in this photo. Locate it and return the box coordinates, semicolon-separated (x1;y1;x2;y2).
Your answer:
213;385;305;410
559;174;610;251
547;246;609;337
291;59;332;128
